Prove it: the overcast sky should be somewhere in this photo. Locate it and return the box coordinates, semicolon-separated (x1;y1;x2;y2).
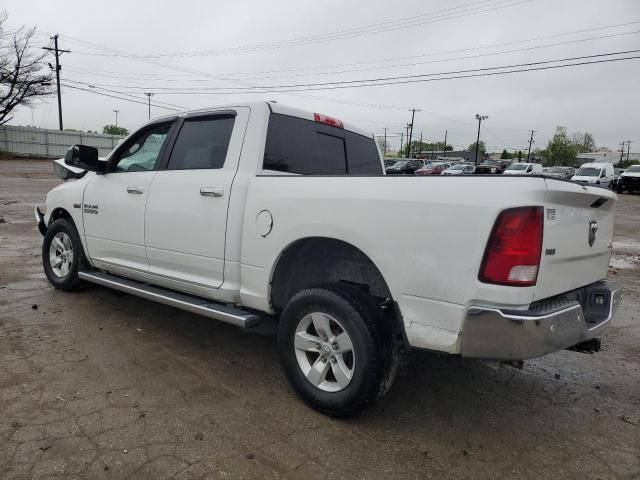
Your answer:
4;0;640;153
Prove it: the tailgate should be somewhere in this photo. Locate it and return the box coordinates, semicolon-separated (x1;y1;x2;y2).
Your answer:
534;179;616;301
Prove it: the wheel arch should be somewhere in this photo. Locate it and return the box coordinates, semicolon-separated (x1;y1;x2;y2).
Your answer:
48;207;75;226
269;236;393;312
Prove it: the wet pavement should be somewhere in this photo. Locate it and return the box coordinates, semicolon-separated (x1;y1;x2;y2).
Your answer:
0;159;638;479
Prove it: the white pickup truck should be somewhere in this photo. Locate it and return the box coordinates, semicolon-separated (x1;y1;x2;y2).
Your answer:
36;101;622;417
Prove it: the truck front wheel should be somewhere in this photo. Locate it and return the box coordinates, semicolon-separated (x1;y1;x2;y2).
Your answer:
277;284;397;417
42;218;87;291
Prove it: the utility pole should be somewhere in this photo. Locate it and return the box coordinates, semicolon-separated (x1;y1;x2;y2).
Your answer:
526;130;536;162
620;142;626;163
405;123;411;157
474;114;488;166
419;132;423;158
399;132;404;156
382;128;387;155
626;140;632;162
42;35;71;131
407;108;420;158
113;109;120;128
443;130;448;158
144;92;155;119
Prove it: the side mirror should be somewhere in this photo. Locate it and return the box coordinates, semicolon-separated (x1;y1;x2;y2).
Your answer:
64;145;105;173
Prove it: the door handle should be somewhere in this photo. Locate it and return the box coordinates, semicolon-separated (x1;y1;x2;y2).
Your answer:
200;187;224;197
126;186;144;194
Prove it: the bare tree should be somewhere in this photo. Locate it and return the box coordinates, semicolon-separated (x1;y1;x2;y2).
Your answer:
0;11;53;126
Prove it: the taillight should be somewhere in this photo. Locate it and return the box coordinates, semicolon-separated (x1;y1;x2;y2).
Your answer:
314;113;343;129
479;206;543;287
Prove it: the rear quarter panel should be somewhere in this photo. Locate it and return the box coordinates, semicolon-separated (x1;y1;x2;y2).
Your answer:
239;175;549;352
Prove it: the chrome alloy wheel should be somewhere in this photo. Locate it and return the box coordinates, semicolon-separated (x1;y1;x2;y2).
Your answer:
294;312;355;392
49;232;74;278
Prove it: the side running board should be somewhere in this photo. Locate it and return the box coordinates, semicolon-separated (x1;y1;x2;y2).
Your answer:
78;271;262;328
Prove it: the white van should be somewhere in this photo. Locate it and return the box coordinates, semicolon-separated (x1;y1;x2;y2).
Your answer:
503;162;544;175
571;162;615;187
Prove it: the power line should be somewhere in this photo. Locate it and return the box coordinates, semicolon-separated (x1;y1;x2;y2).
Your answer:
56;20;640;81
61;28;640;84
71;49;640;94
68;0;534;58
60;83;179;111
63;79;188;110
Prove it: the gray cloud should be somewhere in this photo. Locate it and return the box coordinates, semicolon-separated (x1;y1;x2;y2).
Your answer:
5;0;640;153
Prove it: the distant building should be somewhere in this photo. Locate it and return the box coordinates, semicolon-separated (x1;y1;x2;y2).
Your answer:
576;151;640;165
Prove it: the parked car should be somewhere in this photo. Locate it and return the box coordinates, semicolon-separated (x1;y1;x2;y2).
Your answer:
415;163;447;175
36;101;622;417
442;164;475;175
571;162;615;188
474;163;500;174
386;159;424;175
503;163;544;175
616;165;640;193
612;168;626;190
383;159;397;168
474;159;511;174
544;166;575;179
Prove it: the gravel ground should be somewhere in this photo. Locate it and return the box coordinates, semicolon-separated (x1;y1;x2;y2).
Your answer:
0;159;638;480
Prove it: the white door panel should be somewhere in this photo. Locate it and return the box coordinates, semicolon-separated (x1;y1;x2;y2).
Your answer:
145;169;234;286
83;171;156;271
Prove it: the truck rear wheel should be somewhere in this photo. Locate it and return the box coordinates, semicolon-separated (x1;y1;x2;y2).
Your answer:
42;218;87;291
277;284;397;417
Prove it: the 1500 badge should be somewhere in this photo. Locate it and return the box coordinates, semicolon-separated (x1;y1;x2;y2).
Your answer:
83;203;99;215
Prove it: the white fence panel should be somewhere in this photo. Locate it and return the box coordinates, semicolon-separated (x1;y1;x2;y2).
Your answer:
0;125;125;159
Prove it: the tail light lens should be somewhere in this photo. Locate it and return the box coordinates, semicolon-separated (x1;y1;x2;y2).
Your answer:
479;206;543;287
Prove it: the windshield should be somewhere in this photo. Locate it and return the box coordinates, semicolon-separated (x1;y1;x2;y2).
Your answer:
391;161;408;167
507;164;528;170
547;166;566;173
449;165;465;170
625;165;640;173
576;167;601;177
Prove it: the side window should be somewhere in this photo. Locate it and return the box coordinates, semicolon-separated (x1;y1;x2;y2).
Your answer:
166;115;235;170
263;114;346;175
113;122;172;173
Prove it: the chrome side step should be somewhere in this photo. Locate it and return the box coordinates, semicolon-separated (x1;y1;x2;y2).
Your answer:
78;271;262;328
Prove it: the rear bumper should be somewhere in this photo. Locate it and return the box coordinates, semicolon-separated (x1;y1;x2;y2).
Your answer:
34;206;47;236
460;280;623;360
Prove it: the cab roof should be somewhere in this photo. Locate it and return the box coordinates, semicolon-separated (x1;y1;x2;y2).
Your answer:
150;101;373;139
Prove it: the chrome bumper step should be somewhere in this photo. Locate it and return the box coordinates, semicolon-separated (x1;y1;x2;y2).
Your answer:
78;271;262;328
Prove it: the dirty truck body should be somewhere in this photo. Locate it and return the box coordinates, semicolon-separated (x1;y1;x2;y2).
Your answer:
36;101;622;416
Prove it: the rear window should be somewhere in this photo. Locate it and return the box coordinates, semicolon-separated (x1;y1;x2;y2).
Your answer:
263;113;382;175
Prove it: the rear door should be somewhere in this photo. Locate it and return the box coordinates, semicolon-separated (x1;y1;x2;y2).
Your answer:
144;108;249;288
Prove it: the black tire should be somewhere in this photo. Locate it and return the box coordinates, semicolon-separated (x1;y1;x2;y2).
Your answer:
42;218;88;291
277;283;398;418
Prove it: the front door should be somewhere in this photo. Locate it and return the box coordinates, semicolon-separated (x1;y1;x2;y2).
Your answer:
145;109;247;288
82;121;174;272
